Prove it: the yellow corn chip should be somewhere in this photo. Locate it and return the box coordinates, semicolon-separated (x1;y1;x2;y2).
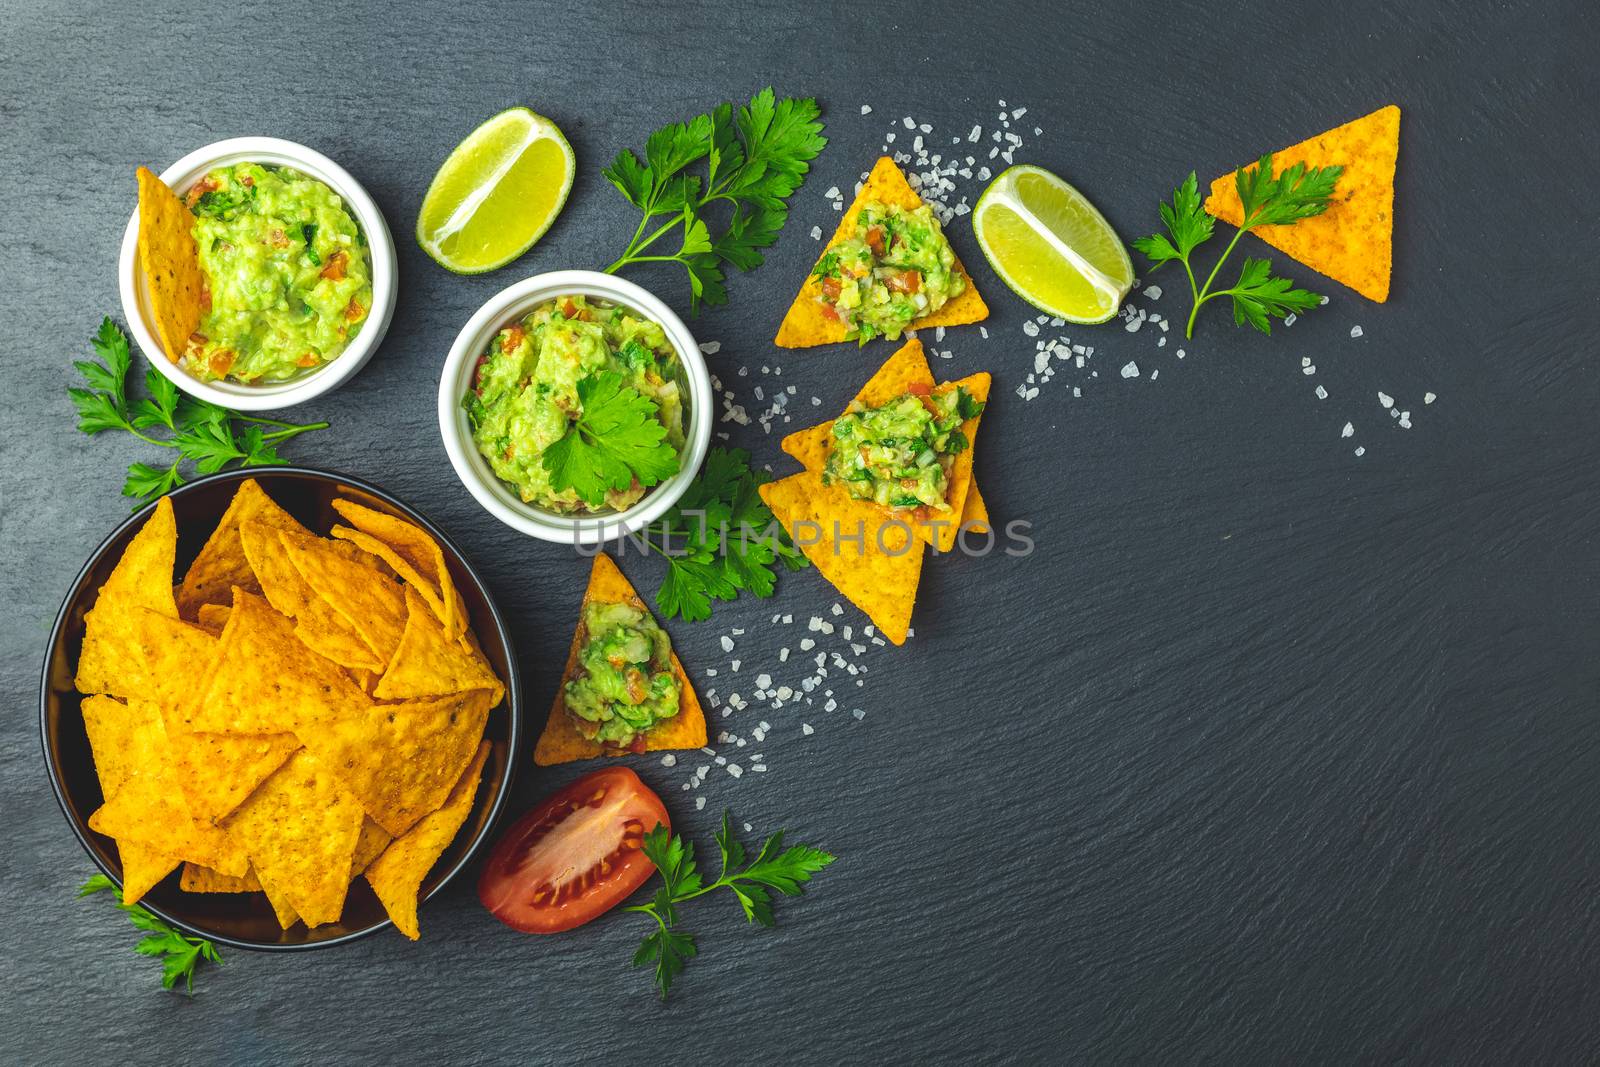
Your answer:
963;483;991;536
176;479;309;618
239;521;382;672
75;607;216;706
1204;105;1400;303
758;471;923;644
224;749;366;928
776;156;989;348
195;603;231;634
365;741;490;940
85;697;249;877
158;704;299;824
280;530;408;666
117;842;184;905
136;167;205;362
80;694;182;903
180;863;263;893
191;589;370;734
98;496;179;619
533;554;709;766
779;340;990;552
349;817;393;881
374;587;504;704
294;688;492;837
331;499;467;639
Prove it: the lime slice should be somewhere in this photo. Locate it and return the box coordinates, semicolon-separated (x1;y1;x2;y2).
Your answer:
972;164;1133;324
416;107;575;274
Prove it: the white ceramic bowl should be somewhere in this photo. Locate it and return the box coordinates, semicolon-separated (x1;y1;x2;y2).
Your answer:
438;271;713;545
117;136;398;412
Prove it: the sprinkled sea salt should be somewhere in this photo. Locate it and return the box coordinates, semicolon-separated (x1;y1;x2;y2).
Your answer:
1378;392;1394;409
860;104;872;115
719;635;734;652
1350;325;1364;338
1120;361;1139;379
1341;422;1354;438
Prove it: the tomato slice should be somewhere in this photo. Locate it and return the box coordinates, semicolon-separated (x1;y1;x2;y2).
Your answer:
478;766;668;934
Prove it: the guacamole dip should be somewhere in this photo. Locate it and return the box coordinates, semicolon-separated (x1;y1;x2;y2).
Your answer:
823;384;983;512
181;162;371;383
565;601;682;750
466;295;686;514
810;201;965;343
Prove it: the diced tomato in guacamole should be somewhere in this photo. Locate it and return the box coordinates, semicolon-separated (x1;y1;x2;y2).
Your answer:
810;201;965;343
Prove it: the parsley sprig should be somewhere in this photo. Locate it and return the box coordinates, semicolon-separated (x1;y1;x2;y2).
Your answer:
1132;154;1343;338
629;813;835;998
68;318;329;505
635;447;807;622
79;875;223;994
602;88;828;313
543;372;681;507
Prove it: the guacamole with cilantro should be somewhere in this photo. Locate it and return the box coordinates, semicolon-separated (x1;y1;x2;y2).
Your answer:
823;385;982;511
565;601;682;750
466;295;686;514
811;201;965;343
181;162;371;383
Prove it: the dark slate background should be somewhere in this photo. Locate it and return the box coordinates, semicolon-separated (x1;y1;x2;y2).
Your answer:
3;0;1598;1062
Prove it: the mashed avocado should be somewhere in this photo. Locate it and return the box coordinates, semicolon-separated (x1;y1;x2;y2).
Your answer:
810;200;965;343
564;601;682;749
824;384;983;511
466;295;686;513
182;162;371;383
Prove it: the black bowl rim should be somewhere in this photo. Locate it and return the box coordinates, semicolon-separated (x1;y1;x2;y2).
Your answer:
39;466;522;952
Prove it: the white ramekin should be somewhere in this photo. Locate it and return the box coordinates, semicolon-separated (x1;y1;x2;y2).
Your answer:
438;271;714;545
117;137;398;412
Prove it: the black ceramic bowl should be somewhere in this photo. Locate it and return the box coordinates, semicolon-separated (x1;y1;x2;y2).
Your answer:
40;468;521;950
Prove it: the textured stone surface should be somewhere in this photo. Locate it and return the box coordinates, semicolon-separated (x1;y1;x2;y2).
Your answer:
2;0;1599;1062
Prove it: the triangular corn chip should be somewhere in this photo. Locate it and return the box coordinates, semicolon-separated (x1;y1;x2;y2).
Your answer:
180;863;263;893
279;530;408;666
365;742;490;940
158;703;300;824
776;156;988;348
534;553;708;766
76;607;216;704
293;689;492;837
239;521;382;671
136;167;205;362
1204;105;1400;302
331;499;467;639
175;479;309;617
780;340;990;552
758;471;923;644
80;694;182;903
224;749;366;928
374;586;504;704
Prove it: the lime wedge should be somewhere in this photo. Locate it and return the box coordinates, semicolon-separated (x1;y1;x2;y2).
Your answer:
972;164;1133;324
416;107;575;274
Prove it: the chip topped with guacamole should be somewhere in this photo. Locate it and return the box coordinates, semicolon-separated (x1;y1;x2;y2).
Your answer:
823;383;983;513
465;295;686;514
809;200;966;344
564;601;682;750
179;162;372;383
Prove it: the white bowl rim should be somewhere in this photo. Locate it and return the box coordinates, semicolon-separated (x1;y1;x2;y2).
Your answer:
116;136;398;413
437;270;714;545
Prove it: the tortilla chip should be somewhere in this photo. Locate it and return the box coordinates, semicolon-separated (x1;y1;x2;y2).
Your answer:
963;482;991;535
294;688;492;837
195;603;231;634
534;554;708;766
85;697;250;877
191;589;370;734
158;704;299;824
180;863;263;893
280;530;408;666
758;471;923;645
75;602;213;702
365;742;490;940
776;156;989;348
136;166;205;362
238;521;382;671
779;341;989;551
374;586;504;704
176;479;308;618
330;500;466;639
1204;105;1399;303
117;842;184;904
224;749;366;928
80;694;183;903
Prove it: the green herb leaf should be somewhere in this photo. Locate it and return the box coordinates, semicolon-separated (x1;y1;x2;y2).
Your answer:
603;89;827;313
1224;257;1323;335
1234;154;1343;228
542;372;680;506
627;814;833;998
80;874;223;994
